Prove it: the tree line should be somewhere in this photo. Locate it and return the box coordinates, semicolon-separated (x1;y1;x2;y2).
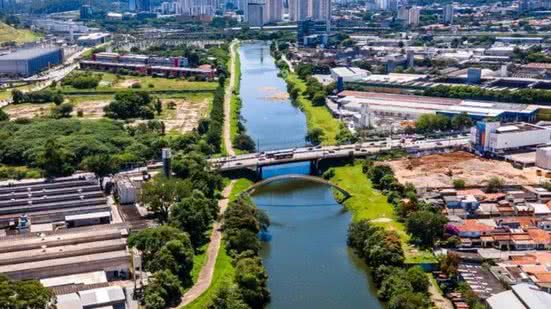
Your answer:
11;89;64;105
62;71;102;89
208;195;271;309
424;84;551;105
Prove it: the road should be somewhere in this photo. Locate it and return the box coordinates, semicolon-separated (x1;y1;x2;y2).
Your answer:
223;40;238;156
210;137;470;171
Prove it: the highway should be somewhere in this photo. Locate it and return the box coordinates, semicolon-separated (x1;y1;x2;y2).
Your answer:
209;137;470;171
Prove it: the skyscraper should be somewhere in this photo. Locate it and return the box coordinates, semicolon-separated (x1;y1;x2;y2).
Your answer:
408;6;421;26
175;0;217;16
264;0;282;23
137;0;151;12
289;0;330;22
443;4;454;24
247;0;265;26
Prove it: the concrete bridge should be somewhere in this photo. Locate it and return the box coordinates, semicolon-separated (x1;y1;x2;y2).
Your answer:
243;174;352;199
209;137;469;177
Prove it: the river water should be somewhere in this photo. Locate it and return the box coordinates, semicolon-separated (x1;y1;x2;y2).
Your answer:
239;41;382;309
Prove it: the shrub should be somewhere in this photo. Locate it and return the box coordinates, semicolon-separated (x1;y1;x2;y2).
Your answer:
452;179;465;189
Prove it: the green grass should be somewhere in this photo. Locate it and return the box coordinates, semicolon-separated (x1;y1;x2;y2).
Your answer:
285;73;340;145
183;241;235;309
329;162;436;263
230;46;242;144
60;70;218;93
0;22;41;43
229;178;253;202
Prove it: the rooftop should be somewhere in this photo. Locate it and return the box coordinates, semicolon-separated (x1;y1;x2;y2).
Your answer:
0;47;61;61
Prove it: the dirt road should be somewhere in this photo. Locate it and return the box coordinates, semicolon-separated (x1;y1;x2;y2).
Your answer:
223;40;238;156
178;180;235;307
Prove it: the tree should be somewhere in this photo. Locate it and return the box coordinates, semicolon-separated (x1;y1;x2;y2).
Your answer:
37;138;73;178
169;190;218;248
440;252;460;278
388;291;431;309
81;154;118;190
141;176;191;223
0;275;55;309
154;98;162;115
378;270;413;301
486;176;504;193
406;210;447;248
451;112;473;130
50;103;73;118
234;133;256;152
0;109;9;122
208;286;249;309
347;220;372;253
235;257;270;308
311;92;326;106
406;266;430;294
144;270;183;308
305;128;324;145
11;89;24;104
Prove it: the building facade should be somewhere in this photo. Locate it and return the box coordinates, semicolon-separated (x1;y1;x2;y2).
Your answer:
264;0;282;23
289;0;330;22
0;48;63;77
247;1;265;26
443;4;453;24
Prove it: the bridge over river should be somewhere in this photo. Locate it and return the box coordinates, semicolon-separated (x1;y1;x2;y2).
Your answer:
208;137;470;176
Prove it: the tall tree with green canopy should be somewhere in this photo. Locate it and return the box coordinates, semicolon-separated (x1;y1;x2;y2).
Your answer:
140;176;191;223
0;275;55;309
406;210;447;248
81;154;118;190
37;138;73;178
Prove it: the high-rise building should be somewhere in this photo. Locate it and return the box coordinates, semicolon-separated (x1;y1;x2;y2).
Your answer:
312;0;331;21
264;0;282;23
0;0;16;11
297;18;329;47
247;0;265;26
80;5;93;19
137;0;151;12
397;5;408;20
289;0;330;22
407;6;421;26
176;0;216;16
128;0;137;11
519;0;530;12
443;4;454;24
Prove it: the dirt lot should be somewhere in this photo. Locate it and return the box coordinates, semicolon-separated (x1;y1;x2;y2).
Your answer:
4;103;53;120
161;98;209;133
388;151;539;188
73;101;109;119
116;79;140;89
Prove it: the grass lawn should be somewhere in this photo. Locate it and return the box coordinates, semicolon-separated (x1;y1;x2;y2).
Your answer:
0;22;41;44
60;70;218;93
286;73;340;145
190;242;210;284
183;241;235;309
229;178;253;202
330;162;436;263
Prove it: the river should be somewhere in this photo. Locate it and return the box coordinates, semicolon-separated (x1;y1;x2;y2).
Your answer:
238;41;382;309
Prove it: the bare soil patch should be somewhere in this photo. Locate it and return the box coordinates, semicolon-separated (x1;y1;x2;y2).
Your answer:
161;99;209;133
116;79;140;89
73;101;109;119
388;151;539;188
4;104;53;120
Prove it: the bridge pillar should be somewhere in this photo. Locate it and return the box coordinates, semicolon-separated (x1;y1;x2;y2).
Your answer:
256;166;263;180
309;159;320;176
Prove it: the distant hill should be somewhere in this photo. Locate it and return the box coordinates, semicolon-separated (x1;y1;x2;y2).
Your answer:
0;22;40;44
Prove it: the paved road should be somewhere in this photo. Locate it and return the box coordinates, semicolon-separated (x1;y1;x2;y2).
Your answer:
177;180;235;307
223;40;238;156
210;137;470;171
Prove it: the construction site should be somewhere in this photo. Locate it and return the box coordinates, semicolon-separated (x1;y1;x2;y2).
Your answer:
388;151;540;188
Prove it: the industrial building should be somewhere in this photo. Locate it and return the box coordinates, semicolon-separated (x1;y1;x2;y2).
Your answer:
335;91;544;130
0;174;111;230
0;47;63;77
80;52;216;80
76;33;112;47
470;122;551;154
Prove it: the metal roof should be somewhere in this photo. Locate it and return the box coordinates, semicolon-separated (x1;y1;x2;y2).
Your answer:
78;286;125;307
0;48;61;61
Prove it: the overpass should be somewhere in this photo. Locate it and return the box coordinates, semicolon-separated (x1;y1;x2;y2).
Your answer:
208;137;470;177
244;174;352;199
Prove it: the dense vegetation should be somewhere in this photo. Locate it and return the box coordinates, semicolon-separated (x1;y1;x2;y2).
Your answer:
214;195;271;309
363;161;448;248
0;275;54;308
104;91;159;119
347;220;431;308
425;84;551;105
415;112;473;133
62;71;103;89
0;119;167;177
11;89;63;105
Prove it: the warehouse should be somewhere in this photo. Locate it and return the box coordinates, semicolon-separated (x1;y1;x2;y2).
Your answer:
470;122;551;154
0;47;63;77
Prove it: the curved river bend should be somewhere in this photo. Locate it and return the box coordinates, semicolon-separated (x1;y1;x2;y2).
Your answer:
239;41;382;309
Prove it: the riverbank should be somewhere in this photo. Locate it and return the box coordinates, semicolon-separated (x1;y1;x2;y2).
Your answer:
230;45;247;155
328;162;436;264
284;72;340;145
222;40;238;156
